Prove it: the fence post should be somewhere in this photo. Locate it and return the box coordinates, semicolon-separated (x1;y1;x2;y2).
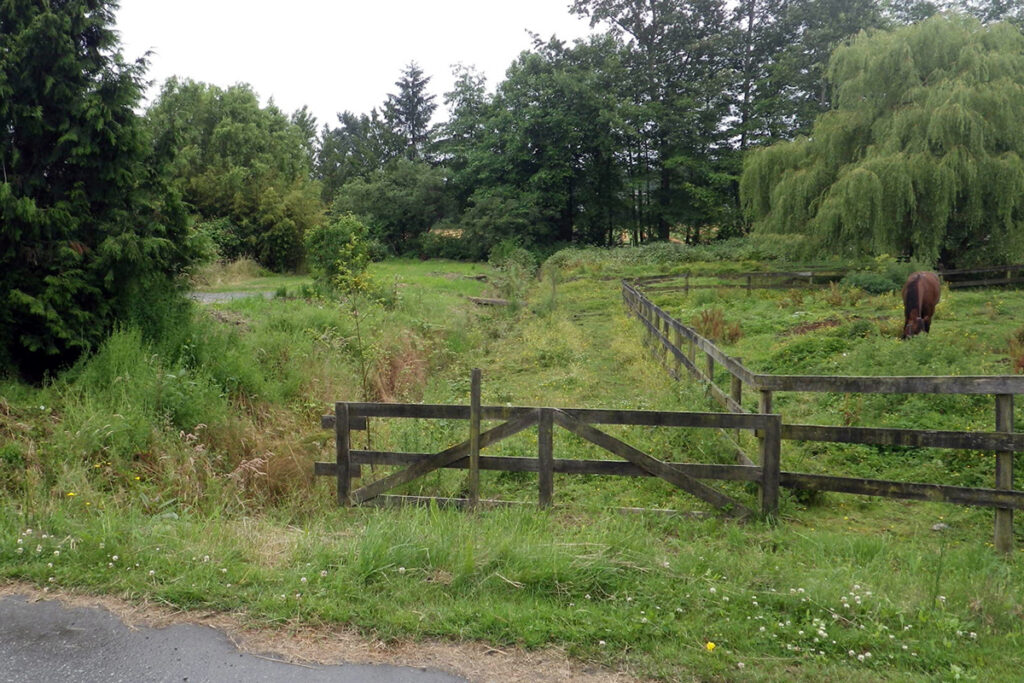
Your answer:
335;402;351;506
760;414;781;517
673;327;683;378
469;368;481;508
731;358;743;442
995;394;1014;554
705;353;715;386
746;274;752;296
538;409;554;508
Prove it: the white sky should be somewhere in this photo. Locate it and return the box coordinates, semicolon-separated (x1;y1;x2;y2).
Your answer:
114;1;597;128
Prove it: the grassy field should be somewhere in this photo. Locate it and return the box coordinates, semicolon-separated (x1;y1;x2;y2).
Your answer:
2;247;1023;681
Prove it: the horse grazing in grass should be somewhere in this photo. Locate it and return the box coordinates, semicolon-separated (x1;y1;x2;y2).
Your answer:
901;271;941;339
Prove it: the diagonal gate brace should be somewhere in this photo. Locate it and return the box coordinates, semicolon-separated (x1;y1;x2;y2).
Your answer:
350;408;540;505
551;409;752;519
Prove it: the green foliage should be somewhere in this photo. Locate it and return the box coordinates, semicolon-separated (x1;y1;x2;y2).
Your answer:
0;0;193;380
332;158;448;254
303;213;372;293
841;271;900;294
383;62;437;161
742;15;1024;266
487;243;540;308
145;79;324;271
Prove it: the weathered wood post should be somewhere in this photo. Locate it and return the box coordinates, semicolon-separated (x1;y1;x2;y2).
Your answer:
760;414;781;517
746;274;752;296
705;353;715;387
469;368;481;508
335;402;351;506
538;409;554;508
673;326;684;379
995;394;1014;553
731;358;743;443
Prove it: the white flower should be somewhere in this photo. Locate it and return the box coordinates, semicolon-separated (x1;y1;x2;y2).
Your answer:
202;555;210;562
148;570;155;576
111;555;118;561
53;550;59;556
48;577;55;583
16;548;23;554
708;587;716;594
398;566;406;574
857;654;865;662
320;570;328;577
598;640;606;647
737;662;745;670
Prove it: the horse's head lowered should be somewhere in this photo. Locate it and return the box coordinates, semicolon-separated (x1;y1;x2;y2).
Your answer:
901;271;941;340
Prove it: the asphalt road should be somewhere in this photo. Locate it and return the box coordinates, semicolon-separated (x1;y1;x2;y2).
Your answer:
0;595;466;683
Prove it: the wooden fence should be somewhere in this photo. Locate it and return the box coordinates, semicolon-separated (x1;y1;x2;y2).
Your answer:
316;369;780;519
635;264;1024;295
622;280;1024;553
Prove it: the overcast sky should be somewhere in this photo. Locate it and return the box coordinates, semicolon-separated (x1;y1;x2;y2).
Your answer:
115;1;597;128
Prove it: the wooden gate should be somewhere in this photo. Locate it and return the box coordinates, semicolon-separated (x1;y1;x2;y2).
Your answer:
315;371;782;518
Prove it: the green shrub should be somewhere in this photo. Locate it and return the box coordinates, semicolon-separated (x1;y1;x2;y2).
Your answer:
304;213;371;293
841;271;899;294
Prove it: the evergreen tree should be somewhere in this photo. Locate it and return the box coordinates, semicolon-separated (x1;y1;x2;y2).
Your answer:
0;0;191;379
741;15;1024;266
384;62;437;161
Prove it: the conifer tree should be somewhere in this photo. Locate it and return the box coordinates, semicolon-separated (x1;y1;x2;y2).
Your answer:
0;0;191;379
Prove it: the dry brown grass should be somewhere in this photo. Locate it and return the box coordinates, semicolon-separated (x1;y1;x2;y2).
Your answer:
1007;326;1024;373
690;307;741;345
191;259;264;289
369;336;429;402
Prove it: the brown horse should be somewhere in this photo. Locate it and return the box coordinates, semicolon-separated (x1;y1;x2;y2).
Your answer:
901;271;941;339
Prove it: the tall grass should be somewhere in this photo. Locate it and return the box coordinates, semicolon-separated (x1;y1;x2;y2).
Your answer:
2;249;1023;681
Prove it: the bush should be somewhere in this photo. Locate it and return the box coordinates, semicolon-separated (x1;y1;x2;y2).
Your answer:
304;213;371;293
419;226;485;261
840;271;899;294
488;243;539;307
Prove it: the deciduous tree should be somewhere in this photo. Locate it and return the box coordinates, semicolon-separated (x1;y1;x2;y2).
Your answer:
741;15;1024;266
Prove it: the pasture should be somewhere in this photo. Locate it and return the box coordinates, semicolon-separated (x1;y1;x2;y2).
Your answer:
1;250;1023;681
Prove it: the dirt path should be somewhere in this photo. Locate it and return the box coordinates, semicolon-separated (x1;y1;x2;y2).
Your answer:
0;583;638;683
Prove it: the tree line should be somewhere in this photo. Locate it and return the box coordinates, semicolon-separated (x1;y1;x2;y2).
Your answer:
2;0;1023;377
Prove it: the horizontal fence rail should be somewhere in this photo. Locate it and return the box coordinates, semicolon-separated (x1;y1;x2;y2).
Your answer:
632;264;1024;293
317;380;778;519
622;279;1023;554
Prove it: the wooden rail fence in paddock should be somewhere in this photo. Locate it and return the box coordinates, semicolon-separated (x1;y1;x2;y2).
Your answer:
622;280;1024;554
316;369;780;519
635;264;1024;294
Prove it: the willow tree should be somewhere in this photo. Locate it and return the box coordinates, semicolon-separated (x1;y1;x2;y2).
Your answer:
740;15;1024;266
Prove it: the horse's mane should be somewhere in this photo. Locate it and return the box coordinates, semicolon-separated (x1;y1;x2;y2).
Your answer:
904;273;921;317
